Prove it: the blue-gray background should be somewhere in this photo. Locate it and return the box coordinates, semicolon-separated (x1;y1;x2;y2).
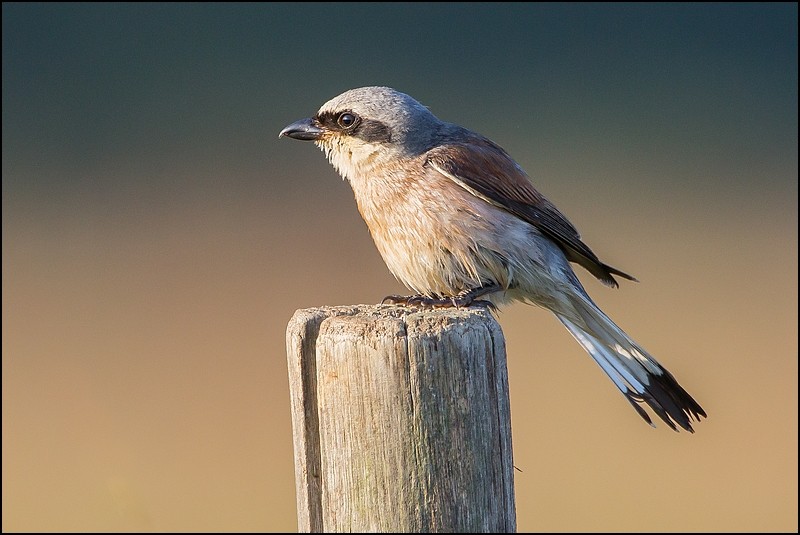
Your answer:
3;3;797;531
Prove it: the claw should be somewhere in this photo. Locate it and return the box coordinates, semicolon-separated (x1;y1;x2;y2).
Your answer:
473;299;498;312
381;294;411;305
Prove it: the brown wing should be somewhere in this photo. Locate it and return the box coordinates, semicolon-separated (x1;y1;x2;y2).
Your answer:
426;139;636;287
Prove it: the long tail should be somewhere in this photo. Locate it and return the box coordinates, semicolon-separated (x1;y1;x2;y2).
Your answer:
556;292;706;432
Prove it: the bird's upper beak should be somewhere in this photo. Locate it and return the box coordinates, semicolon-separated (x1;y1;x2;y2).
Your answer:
279;117;324;141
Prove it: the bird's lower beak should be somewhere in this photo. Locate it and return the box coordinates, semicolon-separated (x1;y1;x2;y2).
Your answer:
279;118;324;141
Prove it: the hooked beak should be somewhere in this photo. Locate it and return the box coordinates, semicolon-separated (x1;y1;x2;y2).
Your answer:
279;117;324;141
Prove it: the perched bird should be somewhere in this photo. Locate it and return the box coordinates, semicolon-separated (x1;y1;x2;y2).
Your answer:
280;86;706;432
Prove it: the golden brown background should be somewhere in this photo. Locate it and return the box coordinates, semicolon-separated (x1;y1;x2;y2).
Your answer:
3;4;797;532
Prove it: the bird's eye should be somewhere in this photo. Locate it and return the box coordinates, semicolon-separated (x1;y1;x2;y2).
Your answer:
337;112;358;129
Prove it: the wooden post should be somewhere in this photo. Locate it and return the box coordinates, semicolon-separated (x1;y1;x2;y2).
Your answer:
286;304;516;533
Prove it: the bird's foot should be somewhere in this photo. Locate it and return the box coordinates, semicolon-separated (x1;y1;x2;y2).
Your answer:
381;283;501;310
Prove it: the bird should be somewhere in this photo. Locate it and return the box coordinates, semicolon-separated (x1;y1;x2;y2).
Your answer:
279;86;706;432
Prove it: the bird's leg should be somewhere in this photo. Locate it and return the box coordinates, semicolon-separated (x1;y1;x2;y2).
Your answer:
446;283;501;310
381;282;501;309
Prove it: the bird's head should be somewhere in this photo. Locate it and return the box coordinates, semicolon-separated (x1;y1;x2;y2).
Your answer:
279;86;443;181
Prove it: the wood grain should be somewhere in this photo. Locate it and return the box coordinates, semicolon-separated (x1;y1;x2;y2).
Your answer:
286;304;516;533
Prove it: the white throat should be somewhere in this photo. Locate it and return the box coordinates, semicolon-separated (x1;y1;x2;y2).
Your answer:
316;138;388;183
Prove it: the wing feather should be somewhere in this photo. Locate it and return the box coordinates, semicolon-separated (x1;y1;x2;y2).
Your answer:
426;139;636;287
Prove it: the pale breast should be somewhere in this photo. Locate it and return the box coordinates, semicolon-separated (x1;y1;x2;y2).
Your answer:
347;161;517;296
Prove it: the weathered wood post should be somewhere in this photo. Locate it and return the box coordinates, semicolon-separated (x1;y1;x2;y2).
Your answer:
286;304;516;533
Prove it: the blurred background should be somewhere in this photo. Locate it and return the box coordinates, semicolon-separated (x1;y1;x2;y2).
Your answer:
3;3;797;532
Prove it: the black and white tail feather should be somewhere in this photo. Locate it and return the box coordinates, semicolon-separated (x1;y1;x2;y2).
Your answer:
558;292;706;432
